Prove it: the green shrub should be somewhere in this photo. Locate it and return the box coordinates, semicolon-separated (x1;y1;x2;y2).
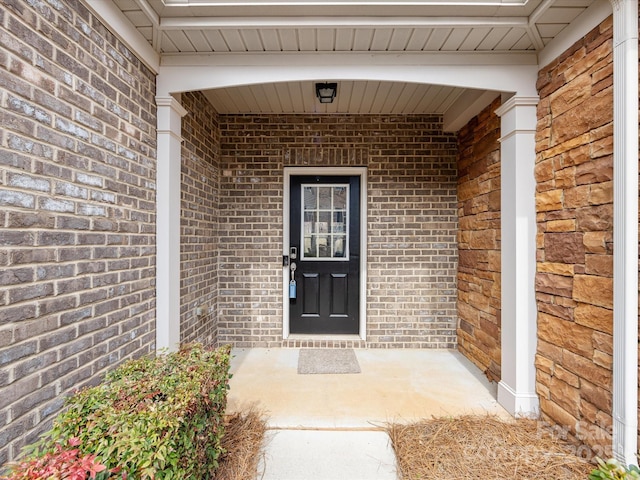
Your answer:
590;458;640;480
23;343;231;480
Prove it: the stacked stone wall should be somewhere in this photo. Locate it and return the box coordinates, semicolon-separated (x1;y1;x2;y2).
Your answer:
217;114;459;348
179;92;220;346
456;97;502;382
0;0;157;464
535;16;614;455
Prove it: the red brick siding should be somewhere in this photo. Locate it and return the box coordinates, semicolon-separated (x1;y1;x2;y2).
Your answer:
217;115;459;348
535;16;614;455
0;0;157;464
179;92;220;346
456;97;502;382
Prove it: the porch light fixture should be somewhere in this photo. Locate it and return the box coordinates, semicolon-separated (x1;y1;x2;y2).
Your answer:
315;82;337;104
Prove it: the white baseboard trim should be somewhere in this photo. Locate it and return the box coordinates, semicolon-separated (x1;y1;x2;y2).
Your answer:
498;380;540;417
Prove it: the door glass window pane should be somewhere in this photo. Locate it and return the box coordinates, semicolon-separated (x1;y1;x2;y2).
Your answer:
333;235;346;258
317;235;331;258
304;187;317;210
318;187;332;209
301;184;349;260
332;212;345;233
333;187;346;209
304;212;317;232
318;212;330;234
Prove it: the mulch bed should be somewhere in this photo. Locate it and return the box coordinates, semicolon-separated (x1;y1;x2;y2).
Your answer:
387;415;594;479
215;408;267;480
215;411;596;479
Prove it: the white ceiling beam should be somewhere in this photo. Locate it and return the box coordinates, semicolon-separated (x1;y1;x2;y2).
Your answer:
159;16;528;30
134;0;161;25
157;58;539;97
527;0;554;25
161;0;528;6
133;0;162;49
161;50;538;66
524;25;544;50
523;0;553;50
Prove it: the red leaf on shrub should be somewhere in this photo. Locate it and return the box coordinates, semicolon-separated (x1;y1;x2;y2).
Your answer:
0;439;110;480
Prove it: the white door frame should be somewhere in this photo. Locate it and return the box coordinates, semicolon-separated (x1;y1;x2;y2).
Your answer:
283;166;368;340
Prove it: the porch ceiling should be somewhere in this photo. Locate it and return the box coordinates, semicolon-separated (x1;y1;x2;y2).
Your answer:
112;0;600;120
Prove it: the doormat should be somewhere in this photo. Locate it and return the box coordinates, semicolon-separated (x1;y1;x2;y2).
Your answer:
297;349;361;374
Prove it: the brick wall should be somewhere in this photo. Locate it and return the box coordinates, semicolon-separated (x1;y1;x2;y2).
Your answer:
535;16;614;455
217;114;459;348
179;92;220;346
456;97;502;382
0;0;157;464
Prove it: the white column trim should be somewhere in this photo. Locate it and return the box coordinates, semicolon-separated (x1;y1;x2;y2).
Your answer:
495;95;540;416
156;96;188;352
611;0;639;464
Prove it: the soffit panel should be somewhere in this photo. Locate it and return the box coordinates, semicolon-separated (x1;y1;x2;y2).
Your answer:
157;25;544;54
121;0;597;54
109;0;601;120
202;80;468;114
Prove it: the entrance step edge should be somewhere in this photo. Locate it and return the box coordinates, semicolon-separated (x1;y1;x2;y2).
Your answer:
282;335;366;349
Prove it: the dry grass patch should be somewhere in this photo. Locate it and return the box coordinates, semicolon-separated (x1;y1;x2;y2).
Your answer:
388;415;593;480
215;407;267;480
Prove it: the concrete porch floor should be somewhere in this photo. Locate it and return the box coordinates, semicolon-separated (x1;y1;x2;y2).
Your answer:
228;347;509;428
227;348;510;480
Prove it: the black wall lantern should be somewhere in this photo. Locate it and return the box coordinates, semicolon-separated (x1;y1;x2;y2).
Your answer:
315;82;338;104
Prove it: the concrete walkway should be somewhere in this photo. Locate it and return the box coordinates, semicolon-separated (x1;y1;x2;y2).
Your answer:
227;348;509;479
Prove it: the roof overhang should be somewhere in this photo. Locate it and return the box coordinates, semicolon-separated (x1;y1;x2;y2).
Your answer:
85;0;611;129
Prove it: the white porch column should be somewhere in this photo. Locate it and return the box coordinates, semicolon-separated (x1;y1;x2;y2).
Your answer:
611;0;638;464
496;95;540;416
156;96;187;352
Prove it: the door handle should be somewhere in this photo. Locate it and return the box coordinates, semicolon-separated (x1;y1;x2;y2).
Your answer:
290;262;297;279
289;262;297;299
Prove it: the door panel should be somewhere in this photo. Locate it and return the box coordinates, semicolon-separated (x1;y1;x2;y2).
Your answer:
302;273;319;314
289;175;360;334
330;273;348;316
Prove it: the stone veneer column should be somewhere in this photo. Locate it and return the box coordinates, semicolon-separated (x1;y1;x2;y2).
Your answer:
496;95;540;415
156;96;188;351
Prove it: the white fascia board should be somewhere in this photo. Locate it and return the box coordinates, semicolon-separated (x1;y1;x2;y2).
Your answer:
163;0;528;5
159;15;527;29
537;0;612;70
83;0;160;73
161;51;537;67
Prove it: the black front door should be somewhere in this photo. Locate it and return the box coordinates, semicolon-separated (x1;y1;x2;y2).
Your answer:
289;175;360;334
